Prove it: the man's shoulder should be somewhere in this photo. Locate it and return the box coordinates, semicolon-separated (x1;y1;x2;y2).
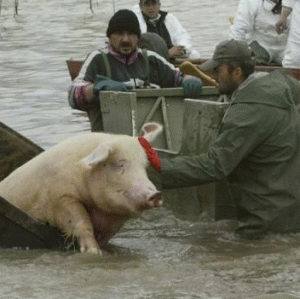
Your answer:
132;4;140;13
234;71;299;107
79;50;109;78
162;10;179;21
236;0;260;14
159;10;169;17
145;49;176;69
163;10;184;28
85;50;107;63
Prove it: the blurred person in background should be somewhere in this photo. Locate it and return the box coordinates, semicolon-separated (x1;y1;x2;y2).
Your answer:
230;0;290;65
132;0;200;60
276;0;300;68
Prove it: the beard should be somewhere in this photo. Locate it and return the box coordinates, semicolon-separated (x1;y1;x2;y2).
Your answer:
218;78;239;96
118;41;136;56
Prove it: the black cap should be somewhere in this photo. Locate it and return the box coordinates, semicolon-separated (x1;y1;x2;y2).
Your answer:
106;9;141;37
199;39;253;71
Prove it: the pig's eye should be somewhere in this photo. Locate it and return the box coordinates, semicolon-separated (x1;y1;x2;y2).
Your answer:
112;159;128;174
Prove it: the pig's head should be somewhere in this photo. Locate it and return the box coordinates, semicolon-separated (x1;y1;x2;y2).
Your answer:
81;122;163;217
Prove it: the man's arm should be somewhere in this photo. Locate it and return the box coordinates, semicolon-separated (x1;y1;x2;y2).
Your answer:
160;103;269;189
164;13;200;59
147;50;203;98
168;45;187;58
229;0;257;41
276;3;293;34
147;50;183;87
68;81;97;111
68;51;131;111
68;51;103;111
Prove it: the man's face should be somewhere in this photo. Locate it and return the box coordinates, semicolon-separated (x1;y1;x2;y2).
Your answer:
140;1;161;19
110;31;139;55
213;63;240;95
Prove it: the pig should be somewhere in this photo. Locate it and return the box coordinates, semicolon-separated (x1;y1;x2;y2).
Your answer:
0;122;163;255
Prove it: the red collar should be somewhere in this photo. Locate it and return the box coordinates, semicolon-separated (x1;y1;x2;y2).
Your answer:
107;44;139;65
138;136;161;173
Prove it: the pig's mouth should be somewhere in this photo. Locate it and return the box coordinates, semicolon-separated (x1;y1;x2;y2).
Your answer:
118;189;163;212
137;191;163;211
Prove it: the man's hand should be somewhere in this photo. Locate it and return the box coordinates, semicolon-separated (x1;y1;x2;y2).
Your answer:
93;75;133;94
169;45;187;58
276;17;288;34
276;6;292;34
181;76;203;99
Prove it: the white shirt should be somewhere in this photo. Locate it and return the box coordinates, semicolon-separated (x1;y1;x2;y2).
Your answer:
132;5;200;59
230;0;290;63
281;0;300;67
282;0;297;7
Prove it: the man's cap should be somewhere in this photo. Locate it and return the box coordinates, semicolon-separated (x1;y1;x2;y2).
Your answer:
199;39;253;71
106;9;141;37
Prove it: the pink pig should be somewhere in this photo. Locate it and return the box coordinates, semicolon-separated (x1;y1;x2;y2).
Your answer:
0;122;163;254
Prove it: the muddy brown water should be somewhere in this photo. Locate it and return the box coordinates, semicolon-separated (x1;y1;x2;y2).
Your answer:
1;0;300;298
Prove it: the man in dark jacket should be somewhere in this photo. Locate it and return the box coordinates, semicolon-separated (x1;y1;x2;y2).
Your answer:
68;9;202;132
157;39;300;238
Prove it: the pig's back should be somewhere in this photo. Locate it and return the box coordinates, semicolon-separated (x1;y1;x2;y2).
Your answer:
0;133;104;205
0;132;130;204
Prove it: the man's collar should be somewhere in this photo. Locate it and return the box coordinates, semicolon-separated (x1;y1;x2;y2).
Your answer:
142;12;161;23
231;72;269;100
238;72;268;91
107;44;140;65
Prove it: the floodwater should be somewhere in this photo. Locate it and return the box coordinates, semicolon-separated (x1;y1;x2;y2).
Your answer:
1;0;300;298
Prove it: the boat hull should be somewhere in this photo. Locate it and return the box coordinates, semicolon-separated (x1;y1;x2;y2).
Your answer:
0;122;75;250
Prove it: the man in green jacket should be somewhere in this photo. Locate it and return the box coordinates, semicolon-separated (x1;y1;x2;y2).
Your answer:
157;39;300;238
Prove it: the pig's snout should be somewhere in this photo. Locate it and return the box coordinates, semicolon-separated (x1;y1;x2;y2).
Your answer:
124;180;163;212
148;191;162;208
138;191;162;211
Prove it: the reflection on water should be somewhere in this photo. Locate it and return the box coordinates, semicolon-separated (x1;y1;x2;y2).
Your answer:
1;0;300;298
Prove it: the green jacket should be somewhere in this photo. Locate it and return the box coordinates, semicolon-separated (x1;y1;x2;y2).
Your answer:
161;70;300;238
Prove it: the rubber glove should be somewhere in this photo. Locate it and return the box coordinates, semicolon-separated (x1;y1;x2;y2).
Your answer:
181;76;203;99
93;75;133;94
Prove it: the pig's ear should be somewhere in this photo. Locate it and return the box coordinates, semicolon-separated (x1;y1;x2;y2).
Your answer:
141;122;163;143
81;143;112;167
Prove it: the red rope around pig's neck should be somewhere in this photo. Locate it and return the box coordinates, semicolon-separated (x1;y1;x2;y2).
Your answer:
138;136;161;173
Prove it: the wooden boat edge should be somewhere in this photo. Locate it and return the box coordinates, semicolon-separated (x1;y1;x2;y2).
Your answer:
66;58;300;81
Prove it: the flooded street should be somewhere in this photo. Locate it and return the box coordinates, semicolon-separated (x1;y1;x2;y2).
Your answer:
1;0;300;298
